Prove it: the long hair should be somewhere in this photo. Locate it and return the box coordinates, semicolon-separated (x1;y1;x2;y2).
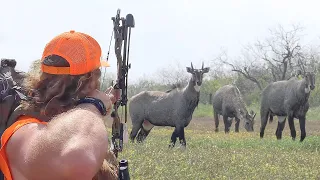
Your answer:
22;55;101;119
22;55;119;179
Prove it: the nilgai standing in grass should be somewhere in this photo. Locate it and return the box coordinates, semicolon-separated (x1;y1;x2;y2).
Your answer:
212;84;256;133
129;62;209;148
260;71;316;142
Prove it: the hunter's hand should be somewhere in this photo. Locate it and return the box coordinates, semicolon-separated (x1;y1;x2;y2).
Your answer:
105;86;117;115
105;86;117;104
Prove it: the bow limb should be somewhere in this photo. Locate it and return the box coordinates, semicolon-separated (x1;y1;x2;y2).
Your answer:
110;9;123;158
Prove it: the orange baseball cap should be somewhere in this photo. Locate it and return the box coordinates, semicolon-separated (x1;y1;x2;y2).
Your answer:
41;30;110;75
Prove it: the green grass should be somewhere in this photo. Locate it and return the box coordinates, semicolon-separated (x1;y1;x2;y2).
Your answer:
193;103;213;118
115;127;320;180
306;106;320;121
105;103;320;179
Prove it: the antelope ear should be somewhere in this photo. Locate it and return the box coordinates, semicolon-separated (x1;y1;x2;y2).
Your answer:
186;67;193;73
249;110;254;115
253;113;256;119
202;67;210;73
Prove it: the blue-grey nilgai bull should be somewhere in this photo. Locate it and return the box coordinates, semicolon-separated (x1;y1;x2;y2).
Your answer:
260;71;316;142
129;62;210;148
212;84;256;133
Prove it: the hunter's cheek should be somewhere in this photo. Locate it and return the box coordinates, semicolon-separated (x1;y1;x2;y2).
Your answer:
97;81;101;89
93;79;100;89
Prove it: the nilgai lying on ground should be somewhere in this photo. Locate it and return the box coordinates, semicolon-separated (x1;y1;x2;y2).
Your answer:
129;62;209;148
212;84;256;133
260;71;316;142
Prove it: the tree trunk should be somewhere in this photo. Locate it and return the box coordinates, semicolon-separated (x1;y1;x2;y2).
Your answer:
253;80;263;91
282;61;288;80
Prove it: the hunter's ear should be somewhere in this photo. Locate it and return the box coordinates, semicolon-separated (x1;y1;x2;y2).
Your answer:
202;67;210;74
186;67;193;73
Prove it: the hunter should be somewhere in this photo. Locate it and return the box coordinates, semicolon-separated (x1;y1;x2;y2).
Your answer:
0;30;117;180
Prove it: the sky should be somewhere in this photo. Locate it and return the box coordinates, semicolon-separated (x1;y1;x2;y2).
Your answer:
1;0;320;83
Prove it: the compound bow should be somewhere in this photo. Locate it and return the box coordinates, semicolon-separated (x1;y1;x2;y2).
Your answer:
106;9;135;158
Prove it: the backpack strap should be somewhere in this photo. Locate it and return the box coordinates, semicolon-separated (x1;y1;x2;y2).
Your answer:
6;105;49;129
0;86;29;133
0;95;16;136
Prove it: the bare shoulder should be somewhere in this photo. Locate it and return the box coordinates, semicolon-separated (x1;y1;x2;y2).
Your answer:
5;122;47;179
6;107;108;179
6;122;46;155
6;122;44;151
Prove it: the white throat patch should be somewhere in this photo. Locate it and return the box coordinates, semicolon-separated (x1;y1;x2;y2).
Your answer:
194;85;201;92
305;86;311;93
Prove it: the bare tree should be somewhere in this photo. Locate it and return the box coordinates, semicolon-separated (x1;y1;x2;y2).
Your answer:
254;24;307;80
28;59;41;77
216;49;264;90
127;75;168;98
217;24;319;90
155;60;190;86
100;70;116;91
296;45;320;73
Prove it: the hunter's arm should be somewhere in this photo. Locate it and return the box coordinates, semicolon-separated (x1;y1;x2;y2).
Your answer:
7;104;108;180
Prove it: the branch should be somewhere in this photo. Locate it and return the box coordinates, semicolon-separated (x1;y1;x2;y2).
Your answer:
219;55;263;90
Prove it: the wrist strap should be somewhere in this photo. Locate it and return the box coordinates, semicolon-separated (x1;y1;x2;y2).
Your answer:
76;97;107;116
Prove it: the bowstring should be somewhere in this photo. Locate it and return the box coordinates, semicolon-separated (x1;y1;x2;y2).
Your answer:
101;31;114;90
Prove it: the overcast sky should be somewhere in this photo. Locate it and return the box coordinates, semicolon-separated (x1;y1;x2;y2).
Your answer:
1;0;320;82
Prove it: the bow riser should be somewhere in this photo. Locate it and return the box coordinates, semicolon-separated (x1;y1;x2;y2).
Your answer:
110;9;134;158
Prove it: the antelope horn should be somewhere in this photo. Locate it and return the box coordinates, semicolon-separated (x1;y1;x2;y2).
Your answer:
191;62;194;70
202;62;204;69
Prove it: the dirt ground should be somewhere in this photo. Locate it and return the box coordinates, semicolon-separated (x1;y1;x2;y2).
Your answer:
187;117;320;137
105;116;320;137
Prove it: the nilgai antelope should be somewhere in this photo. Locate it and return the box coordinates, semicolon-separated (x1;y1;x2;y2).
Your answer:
212;84;256;133
129;62;209;148
260;71;316;142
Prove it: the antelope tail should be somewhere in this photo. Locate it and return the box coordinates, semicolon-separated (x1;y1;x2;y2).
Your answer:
269;113;273;123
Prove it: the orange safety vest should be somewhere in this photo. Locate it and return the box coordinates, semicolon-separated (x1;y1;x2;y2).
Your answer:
0;116;47;180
